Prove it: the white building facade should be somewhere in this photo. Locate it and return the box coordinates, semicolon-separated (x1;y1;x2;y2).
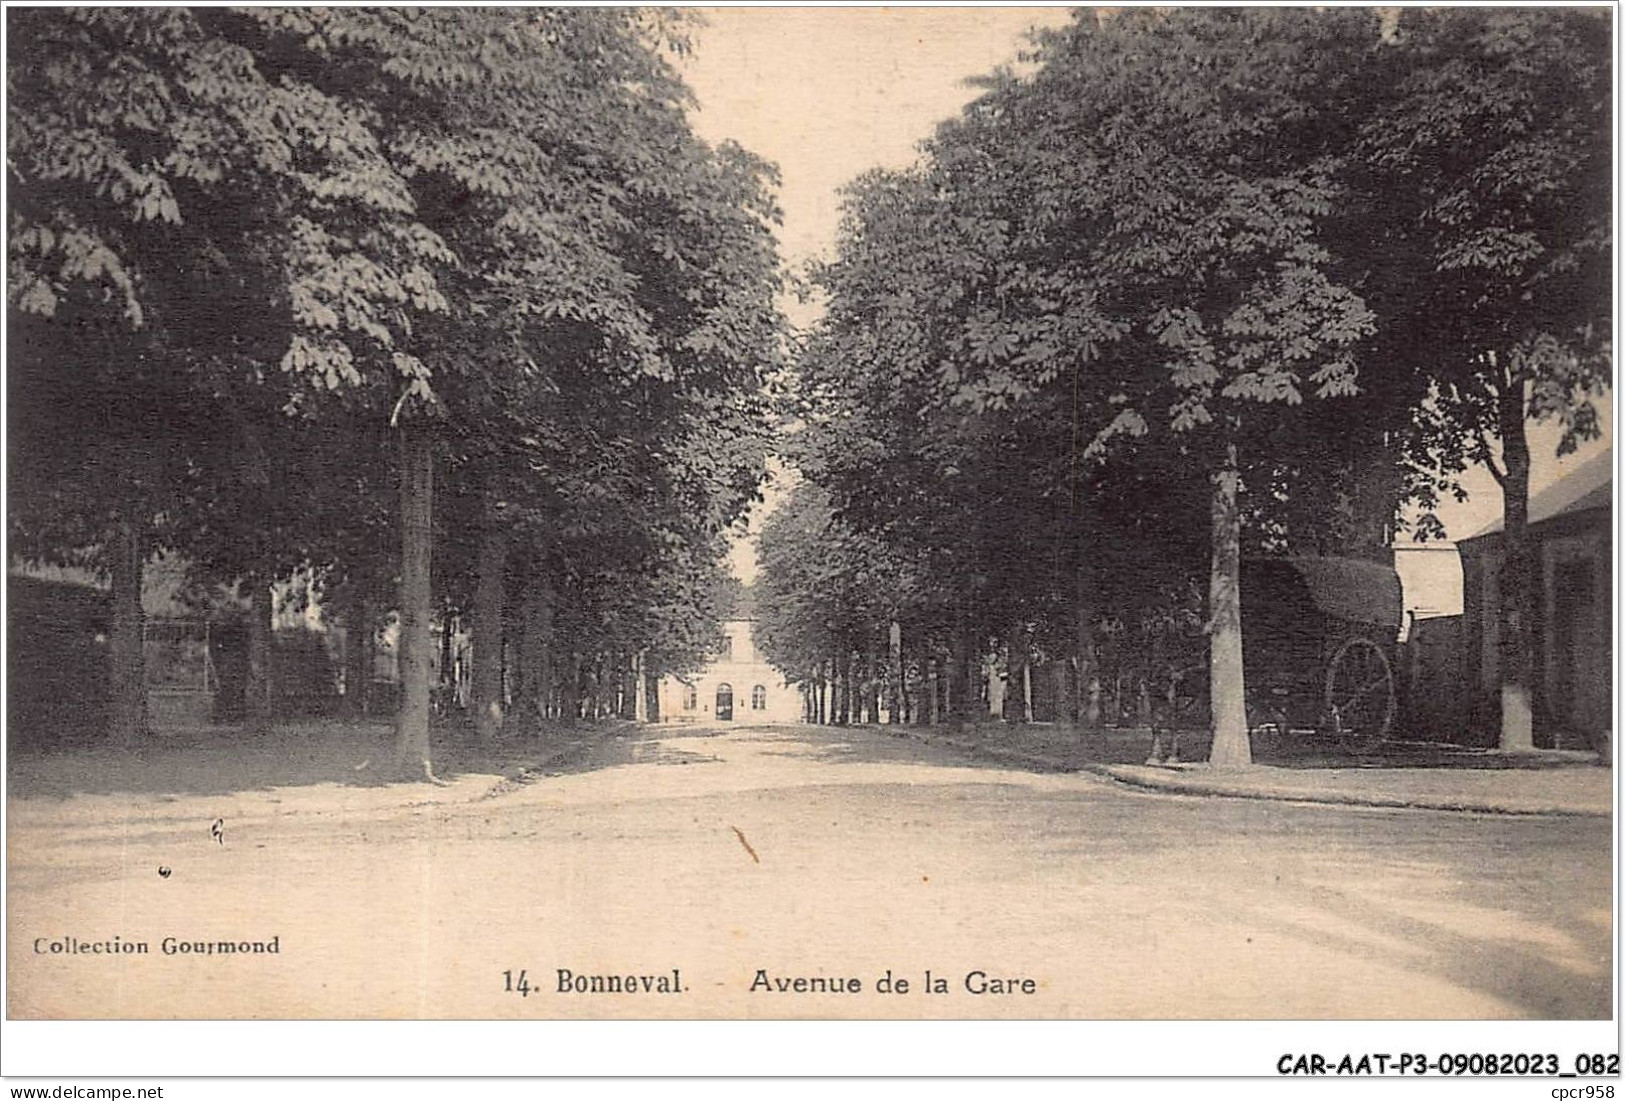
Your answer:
658;617;801;724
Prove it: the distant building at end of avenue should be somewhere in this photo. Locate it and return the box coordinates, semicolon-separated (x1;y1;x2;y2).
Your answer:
657;592;799;724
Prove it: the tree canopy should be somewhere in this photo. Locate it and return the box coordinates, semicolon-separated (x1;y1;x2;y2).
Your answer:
8;8;785;768
758;7;1610;760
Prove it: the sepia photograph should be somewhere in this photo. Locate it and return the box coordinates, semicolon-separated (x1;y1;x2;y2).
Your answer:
2;1;1616;1083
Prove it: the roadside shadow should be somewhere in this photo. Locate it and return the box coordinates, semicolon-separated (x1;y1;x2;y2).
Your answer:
513;732;723;780
1255;736;1603;771
1208;874;1612;1018
737;723;1060;772
5;718;645;801
756;722;1200;770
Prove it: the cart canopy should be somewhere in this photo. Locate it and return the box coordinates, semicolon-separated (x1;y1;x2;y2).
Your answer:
1242;557;1403;630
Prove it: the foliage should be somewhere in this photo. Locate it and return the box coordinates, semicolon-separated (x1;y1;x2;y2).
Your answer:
760;7;1610;752
7;8;785;747
1356;7;1612;487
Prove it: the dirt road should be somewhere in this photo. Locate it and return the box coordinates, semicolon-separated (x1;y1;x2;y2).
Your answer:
7;721;1611;1018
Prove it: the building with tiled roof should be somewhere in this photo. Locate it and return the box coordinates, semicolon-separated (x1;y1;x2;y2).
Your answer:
1455;447;1612;751
655;584;800;724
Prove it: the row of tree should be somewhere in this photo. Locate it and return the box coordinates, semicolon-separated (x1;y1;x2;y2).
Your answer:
755;8;1610;762
8;9;786;776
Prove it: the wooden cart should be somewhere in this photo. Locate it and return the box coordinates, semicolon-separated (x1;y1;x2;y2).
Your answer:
1234;556;1403;750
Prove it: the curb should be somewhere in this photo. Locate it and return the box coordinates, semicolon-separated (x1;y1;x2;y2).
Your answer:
886;727;1610;819
1078;764;1612;819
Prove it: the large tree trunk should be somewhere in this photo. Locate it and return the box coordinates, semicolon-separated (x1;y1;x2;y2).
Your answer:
865;639;881;723
1498;380;1535;751
472;514;506;740
852;648;864;723
837;647;852;725
246;579;275;731
108;523;147;747
645;661;662;723
927;657;941;726
887;620;903;724
833;654;842;724
852;649;863;724
394;429;436;780
1050;657;1069;726
1207;441;1252;767
633;650;649;722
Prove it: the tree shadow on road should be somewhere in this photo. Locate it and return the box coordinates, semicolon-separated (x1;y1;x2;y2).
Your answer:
731;723;1066;773
1210;873;1611;1018
5;718;647;801
771;721;1603;775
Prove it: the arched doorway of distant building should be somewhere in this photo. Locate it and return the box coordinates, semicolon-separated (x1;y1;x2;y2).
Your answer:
682;683;697;712
751;685;767;711
715;683;734;721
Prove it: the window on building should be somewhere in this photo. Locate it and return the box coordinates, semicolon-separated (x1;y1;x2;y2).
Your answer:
718;635;733;659
682;683;697;710
751;685;767;710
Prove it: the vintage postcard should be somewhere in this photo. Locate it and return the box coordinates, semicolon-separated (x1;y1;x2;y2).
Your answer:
4;4;1615;1080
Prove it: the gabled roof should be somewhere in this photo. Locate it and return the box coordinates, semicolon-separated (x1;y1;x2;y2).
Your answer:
1460;445;1612;541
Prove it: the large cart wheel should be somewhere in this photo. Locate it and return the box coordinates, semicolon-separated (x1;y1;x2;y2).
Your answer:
1324;636;1395;751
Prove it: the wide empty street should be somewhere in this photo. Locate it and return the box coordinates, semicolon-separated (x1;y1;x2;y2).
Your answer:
7;721;1611;1019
